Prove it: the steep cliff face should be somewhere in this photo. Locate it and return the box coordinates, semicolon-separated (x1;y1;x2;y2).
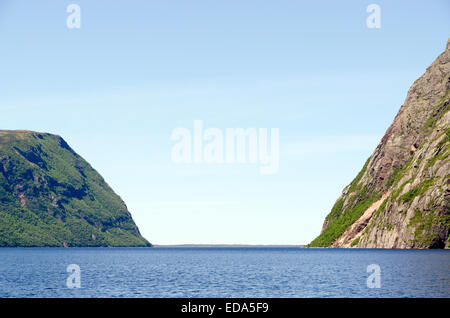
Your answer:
310;40;450;249
0;130;150;247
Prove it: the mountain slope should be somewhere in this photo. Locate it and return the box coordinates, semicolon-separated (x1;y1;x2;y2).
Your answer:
309;40;450;249
0;130;150;247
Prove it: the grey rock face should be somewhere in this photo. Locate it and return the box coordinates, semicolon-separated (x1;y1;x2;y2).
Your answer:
310;39;449;249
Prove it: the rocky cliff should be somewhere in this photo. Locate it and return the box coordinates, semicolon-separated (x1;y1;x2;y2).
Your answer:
0;130;150;247
309;40;450;249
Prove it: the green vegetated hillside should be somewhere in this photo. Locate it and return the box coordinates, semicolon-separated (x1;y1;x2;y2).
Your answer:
309;39;450;249
0;130;150;247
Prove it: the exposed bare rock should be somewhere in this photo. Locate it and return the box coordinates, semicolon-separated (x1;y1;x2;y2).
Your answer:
309;39;450;249
330;191;391;248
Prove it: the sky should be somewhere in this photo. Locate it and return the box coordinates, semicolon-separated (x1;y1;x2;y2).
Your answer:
1;0;449;245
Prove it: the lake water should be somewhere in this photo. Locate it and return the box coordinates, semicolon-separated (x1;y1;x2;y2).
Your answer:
0;247;448;297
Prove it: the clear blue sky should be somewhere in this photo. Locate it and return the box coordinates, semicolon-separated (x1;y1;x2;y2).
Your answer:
1;1;449;244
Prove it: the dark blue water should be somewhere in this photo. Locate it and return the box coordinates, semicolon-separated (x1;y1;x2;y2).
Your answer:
0;247;448;297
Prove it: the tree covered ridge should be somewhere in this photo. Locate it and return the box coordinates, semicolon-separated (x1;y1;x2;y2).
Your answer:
0;130;150;247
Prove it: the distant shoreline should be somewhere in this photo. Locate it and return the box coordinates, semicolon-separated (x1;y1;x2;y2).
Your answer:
0;244;306;248
152;244;305;248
